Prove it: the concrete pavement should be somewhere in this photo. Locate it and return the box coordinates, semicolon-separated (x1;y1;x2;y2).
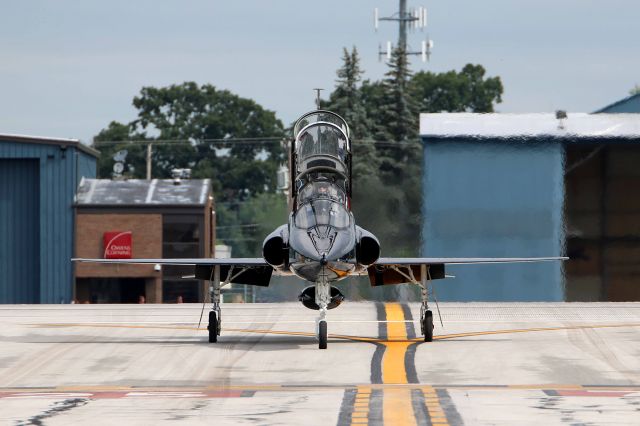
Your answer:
0;302;638;425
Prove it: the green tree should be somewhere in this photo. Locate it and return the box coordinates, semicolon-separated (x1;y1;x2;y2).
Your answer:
93;83;288;258
630;84;640;96
216;192;288;257
322;47;375;140
411;64;503;113
93;121;150;179
93;82;286;203
379;47;419;142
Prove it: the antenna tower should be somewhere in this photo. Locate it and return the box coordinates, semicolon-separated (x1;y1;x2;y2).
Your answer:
374;0;433;62
313;88;324;110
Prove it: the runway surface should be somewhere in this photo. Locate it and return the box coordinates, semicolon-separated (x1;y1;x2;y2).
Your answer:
0;302;639;425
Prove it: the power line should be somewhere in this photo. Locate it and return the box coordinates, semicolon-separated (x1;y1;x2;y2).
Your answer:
92;137;284;146
92;138;421;147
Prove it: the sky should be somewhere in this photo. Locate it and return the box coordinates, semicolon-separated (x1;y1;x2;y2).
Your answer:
1;0;638;143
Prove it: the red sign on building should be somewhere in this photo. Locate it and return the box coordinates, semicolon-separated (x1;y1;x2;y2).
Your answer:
103;231;132;259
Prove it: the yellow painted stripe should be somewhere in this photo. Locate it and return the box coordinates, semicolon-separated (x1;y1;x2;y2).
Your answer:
35;322;640;345
383;388;416;426
382;303;416;426
350;386;372;426
2;384;636;394
423;385;450;425
382;303;411;384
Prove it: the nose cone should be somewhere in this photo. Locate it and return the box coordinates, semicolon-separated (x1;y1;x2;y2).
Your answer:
290;226;354;262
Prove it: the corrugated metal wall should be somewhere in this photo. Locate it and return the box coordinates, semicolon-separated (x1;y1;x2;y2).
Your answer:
0;159;40;303
422;139;565;301
0;140;96;303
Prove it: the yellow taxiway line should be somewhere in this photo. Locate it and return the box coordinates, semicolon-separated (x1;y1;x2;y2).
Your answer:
32;321;640;343
381;303;416;425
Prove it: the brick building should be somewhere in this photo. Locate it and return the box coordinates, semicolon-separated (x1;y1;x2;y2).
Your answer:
74;178;214;303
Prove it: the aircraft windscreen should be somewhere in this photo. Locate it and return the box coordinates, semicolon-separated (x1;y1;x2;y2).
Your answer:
294;200;350;229
296;124;348;164
299;181;346;204
294;111;349;137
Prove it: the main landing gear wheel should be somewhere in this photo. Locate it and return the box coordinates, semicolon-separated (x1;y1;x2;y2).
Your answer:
422;310;434;342
318;320;328;349
208;311;219;343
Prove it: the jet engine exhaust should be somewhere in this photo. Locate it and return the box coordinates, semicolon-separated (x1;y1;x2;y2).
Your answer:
298;286;345;310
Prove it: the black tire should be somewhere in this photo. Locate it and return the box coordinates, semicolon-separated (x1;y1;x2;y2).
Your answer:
208;311;218;343
318;320;328;349
423;310;434;342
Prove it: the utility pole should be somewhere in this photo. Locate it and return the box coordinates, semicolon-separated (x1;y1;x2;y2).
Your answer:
313;88;324;110
399;0;408;51
374;0;433;62
146;143;152;180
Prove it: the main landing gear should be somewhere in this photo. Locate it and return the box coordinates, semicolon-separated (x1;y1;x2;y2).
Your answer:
208;265;222;343
419;265;434;342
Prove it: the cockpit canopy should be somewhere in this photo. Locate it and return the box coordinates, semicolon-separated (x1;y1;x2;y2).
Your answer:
294;199;351;230
293;110;350;139
298;179;346;204
296;123;349;171
291;110;353;207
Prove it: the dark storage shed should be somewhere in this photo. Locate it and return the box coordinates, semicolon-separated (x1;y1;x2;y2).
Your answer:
0;134;97;303
420;113;640;301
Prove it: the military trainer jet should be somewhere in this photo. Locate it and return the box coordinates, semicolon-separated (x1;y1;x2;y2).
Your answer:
74;110;567;349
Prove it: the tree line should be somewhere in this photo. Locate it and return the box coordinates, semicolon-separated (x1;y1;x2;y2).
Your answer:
92;47;503;288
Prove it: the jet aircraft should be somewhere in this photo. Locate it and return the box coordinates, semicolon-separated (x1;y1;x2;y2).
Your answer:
74;109;567;349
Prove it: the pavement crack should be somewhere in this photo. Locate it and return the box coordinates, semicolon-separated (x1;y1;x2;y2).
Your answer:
15;398;89;426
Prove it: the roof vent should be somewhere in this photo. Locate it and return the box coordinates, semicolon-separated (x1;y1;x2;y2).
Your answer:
556;110;567;130
171;168;191;185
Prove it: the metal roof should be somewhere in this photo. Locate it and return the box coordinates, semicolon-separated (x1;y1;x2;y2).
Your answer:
76;178;211;206
420;113;640;139
594;93;640;113
0;133;100;157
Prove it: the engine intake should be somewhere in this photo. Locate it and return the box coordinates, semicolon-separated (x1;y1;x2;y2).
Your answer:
298;286;345;310
263;225;288;267
355;227;380;266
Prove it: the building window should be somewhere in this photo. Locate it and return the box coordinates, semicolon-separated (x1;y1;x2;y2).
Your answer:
163;215;200;258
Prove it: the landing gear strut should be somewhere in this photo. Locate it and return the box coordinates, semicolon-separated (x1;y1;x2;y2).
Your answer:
420;265;434;342
315;271;330;349
208;265;222;343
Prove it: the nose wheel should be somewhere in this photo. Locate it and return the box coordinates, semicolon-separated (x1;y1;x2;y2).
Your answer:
318;320;328;349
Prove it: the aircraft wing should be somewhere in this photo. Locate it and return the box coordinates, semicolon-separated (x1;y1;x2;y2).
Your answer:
368;257;568;286
375;257;568;265
72;258;274;286
72;258;268;266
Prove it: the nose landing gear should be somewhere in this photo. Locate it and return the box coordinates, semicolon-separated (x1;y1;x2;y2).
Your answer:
315;271;331;349
318;320;328;349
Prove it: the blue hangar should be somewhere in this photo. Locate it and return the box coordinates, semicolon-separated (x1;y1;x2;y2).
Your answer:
420;113;640;302
0;134;97;303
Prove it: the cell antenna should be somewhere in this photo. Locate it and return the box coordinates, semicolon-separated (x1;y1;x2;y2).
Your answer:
373;0;433;63
313;88;324;110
